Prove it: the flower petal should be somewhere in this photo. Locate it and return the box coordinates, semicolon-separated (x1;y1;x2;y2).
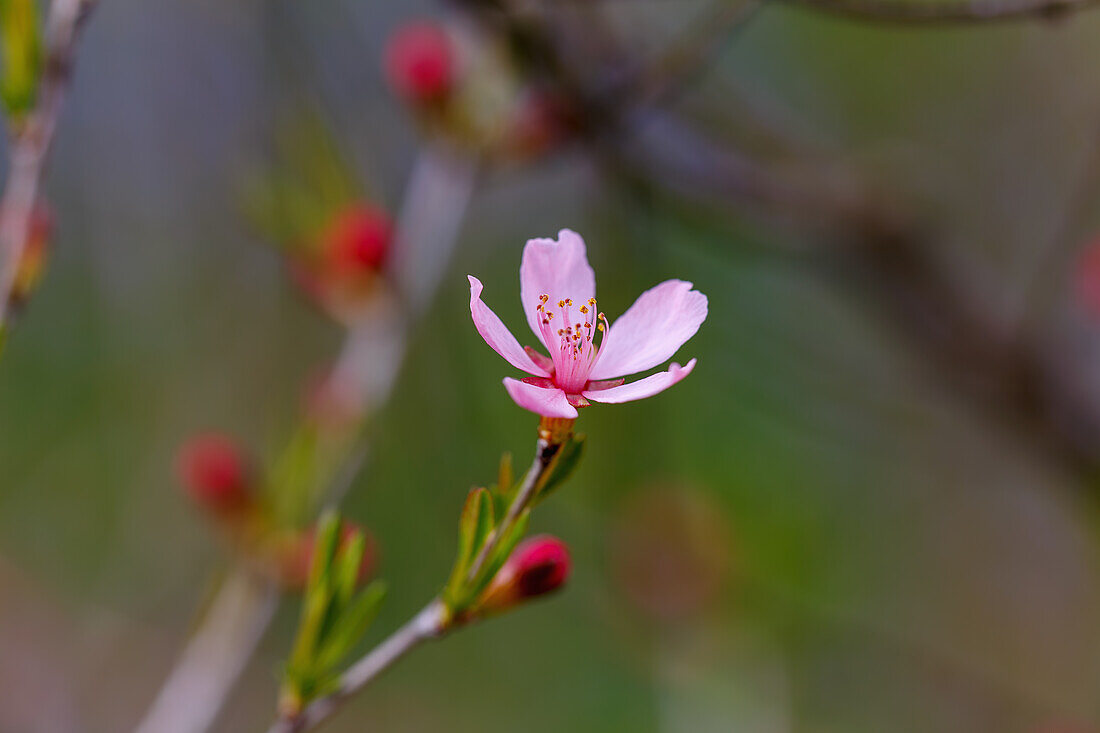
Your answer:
519;229;596;347
584;359;696;404
503;377;579;418
588;280;707;380
469;276;550;377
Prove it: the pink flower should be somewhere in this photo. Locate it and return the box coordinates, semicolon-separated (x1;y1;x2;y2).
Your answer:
469;229;707;418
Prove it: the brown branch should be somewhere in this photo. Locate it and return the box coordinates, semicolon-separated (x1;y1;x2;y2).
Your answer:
618;115;1100;479
775;0;1100;24
0;0;96;337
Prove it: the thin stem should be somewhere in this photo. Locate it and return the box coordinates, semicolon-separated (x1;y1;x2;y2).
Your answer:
266;600;448;733
135;570;279;733
266;431;567;733
466;436;561;582
0;0;96;338
776;0;1100;24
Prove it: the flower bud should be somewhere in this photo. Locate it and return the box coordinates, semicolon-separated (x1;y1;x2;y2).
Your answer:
475;534;571;615
8;205;52;311
322;204;392;275
175;433;253;515
383;21;455;105
1078;237;1100;317
278;519;376;591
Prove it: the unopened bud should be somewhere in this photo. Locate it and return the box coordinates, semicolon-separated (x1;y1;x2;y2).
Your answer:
475;534;571;615
1077;237;1100;317
383;21;455;105
323;204;392;275
8;205;52;310
176;433;253;515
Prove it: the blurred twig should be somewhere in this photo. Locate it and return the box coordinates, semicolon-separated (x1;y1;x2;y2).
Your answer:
133;570;279;733
0;0;96;341
133;146;479;733
775;0;1100;23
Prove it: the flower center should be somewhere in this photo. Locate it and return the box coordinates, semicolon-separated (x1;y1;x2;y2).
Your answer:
534;294;609;393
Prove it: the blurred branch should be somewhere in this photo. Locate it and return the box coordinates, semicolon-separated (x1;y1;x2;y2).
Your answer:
0;0;95;340
614;0;764;111
133;146;479;733
133;570;278;733
775;0;1100;23
620;114;1100;478
461;0;1100;481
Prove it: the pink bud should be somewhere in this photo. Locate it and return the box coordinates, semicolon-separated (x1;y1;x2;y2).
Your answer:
476;534;571;614
1078;238;1100;317
323;204;392;274
383;21;455;104
9;205;53;309
176;434;252;514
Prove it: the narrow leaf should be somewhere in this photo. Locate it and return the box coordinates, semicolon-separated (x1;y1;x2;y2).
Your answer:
533;434;585;505
314;581;387;672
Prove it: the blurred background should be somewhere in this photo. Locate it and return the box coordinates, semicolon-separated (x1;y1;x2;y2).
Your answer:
2;0;1100;731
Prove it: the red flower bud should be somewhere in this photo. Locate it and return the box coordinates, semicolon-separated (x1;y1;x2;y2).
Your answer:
279;520;377;591
323;204;392;274
383;21;455;104
176;434;252;514
1078;238;1100;317
9;205;53;310
476;535;571;614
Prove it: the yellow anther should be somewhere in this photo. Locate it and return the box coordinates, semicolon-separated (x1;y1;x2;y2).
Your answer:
565;299;573;306
579;305;589;314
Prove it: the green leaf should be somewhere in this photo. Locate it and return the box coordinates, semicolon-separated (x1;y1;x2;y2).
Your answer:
443;487;494;605
333;528;365;611
286;512;342;676
314;580;387;671
472;509;530;593
266;424;321;527
533;434;585;505
0;0;40;124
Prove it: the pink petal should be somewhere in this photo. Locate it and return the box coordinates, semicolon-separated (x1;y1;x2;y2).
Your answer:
524;346;555;374
519;229;596;347
584;359;696;404
503;377;579;418
469;276;550;377
589;280;707;380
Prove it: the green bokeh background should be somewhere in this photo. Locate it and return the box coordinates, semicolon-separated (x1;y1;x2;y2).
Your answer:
2;1;1100;731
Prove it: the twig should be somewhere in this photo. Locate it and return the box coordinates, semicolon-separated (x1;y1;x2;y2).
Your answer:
133;145;479;733
134;570;279;733
267;433;562;733
775;0;1100;24
466;436;561;581
0;0;96;336
266;600;448;733
614;0;765;111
